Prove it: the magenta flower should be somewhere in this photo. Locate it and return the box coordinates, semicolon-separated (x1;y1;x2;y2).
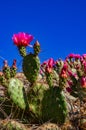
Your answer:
80;56;84;63
60;69;67;78
12;32;33;47
68;53;75;58
81;77;86;88
82;54;86;59
60;62;68;78
48;58;55;68
45;66;52;73
74;54;81;59
67;53;81;59
62;62;68;71
42;58;54;73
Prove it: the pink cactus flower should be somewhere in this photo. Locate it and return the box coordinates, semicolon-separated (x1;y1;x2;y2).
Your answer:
81;77;86;88
68;54;81;59
68;53;75;58
62;62;68;71
12;32;33;47
80;56;84;63
60;70;67;78
74;54;81;59
42;58;54;73
48;58;55;68
45;66;52;73
82;54;86;59
60;62;68;78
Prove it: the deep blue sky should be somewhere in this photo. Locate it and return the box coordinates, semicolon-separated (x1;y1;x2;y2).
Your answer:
0;0;86;70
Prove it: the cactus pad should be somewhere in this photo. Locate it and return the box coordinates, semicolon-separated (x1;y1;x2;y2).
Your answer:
22;53;40;83
42;87;68;124
18;46;27;57
8;78;27;110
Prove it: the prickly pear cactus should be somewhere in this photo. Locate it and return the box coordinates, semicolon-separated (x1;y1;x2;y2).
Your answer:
0;119;28;130
8;78;28;110
22;53;40;84
28;82;68;124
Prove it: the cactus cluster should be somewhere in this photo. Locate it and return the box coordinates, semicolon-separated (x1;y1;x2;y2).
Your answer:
12;32;68;124
55;54;86;99
0;32;86;129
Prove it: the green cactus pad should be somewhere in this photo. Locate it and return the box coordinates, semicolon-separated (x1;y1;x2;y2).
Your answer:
3;67;11;79
8;78;27;110
22;53;40;83
10;67;17;77
28;83;67;124
18;46;27;57
28;83;47;121
46;72;53;87
42;87;68;124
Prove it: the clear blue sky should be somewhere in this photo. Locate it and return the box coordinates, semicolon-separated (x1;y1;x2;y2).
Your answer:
0;0;86;70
